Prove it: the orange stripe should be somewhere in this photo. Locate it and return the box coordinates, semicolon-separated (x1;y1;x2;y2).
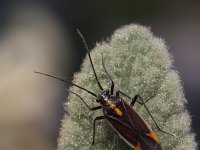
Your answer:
104;98;123;116
135;143;142;150
114;107;123;116
147;131;160;143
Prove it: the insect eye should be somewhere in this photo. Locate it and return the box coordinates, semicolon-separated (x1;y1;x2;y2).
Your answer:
96;95;104;102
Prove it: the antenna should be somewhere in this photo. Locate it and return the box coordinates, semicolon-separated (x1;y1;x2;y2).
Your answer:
101;53;115;95
35;71;97;97
77;29;104;90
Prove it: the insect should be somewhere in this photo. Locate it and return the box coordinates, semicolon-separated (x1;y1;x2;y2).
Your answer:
36;30;174;150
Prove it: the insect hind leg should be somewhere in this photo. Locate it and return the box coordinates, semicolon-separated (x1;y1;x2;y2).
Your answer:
134;95;175;137
116;90;175;137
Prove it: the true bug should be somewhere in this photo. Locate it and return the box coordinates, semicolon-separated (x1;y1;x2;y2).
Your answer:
36;30;174;150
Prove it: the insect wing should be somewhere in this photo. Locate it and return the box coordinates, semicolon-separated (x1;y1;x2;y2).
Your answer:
137;133;162;150
105;115;138;148
122;100;162;149
122;100;150;134
106;99;162;149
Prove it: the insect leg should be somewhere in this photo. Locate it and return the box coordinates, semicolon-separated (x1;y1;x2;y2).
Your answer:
116;90;143;105
68;90;102;111
116;91;175;137
101;53;115;95
116;90;156;105
116;91;156;106
77;29;103;91
92;116;105;145
133;95;175;137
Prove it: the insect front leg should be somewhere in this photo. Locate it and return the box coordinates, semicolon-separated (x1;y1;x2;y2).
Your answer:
68;90;102;111
92;116;105;145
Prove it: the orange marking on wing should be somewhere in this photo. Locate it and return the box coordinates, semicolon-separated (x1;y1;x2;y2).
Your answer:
135;143;142;150
147;131;160;143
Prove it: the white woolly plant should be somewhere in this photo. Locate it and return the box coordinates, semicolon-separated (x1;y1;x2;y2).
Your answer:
57;24;197;150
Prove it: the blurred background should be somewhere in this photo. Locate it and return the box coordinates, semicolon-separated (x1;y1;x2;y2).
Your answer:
0;0;199;150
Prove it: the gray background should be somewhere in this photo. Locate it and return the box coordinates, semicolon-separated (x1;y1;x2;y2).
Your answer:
0;0;199;149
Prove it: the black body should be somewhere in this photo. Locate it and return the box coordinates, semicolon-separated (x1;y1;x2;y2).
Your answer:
96;90;162;150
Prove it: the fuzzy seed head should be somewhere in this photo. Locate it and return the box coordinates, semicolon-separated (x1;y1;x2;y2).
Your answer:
57;24;197;150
